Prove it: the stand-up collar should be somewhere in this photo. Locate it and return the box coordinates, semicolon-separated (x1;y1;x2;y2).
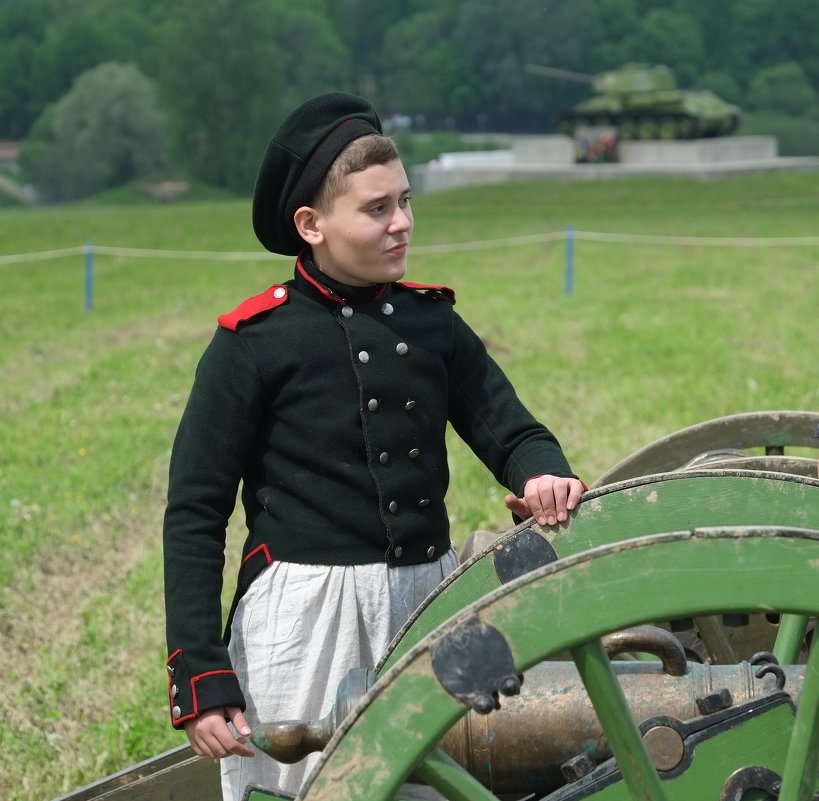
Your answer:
295;254;387;305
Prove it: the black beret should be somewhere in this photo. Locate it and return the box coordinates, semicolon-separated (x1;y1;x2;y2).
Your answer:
252;92;382;255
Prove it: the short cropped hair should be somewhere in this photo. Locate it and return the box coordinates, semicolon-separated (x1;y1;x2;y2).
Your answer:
311;134;400;213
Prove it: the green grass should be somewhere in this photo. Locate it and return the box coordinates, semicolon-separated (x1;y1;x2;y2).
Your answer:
1;171;818;800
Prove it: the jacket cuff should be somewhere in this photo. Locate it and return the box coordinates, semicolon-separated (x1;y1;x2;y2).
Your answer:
166;649;245;729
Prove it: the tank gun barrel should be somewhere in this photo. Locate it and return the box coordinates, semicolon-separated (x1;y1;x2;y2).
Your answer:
525;63;594;84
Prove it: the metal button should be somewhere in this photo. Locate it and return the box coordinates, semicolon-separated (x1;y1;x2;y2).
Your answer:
273;286;286;299
427;546;435;558
172;684;179;697
381;303;394;315
418;498;430;507
396;342;409;356
408;448;420;459
358;351;370;364
341;305;353;318
405;400;416;411
367;398;379;412
166;665;175;677
379;452;390;464
173;705;182;719
388;500;398;513
394;546;403;558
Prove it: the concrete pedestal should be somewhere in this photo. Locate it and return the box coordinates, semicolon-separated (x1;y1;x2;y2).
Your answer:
512;136;575;166
618;136;778;165
409;135;818;194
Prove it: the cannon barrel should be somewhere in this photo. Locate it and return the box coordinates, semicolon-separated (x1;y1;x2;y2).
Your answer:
253;655;803;796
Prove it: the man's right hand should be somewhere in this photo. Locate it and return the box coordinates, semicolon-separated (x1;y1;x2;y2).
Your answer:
185;706;256;759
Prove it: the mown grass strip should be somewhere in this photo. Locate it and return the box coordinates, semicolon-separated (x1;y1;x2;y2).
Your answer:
1;172;818;800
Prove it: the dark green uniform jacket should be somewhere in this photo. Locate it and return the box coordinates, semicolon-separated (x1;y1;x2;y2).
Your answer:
163;258;575;728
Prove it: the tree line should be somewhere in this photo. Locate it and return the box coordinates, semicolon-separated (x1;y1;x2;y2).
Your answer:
0;0;817;201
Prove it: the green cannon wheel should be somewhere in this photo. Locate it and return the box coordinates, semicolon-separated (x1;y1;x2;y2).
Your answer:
593;410;819;487
298;528;819;801
379;470;819;672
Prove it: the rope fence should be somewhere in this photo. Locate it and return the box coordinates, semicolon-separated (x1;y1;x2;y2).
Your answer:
2;229;818;307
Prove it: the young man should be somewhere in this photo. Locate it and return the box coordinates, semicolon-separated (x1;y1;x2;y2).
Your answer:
163;92;585;799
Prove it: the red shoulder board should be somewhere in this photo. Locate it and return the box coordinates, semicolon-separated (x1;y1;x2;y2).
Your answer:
399;281;456;304
217;285;289;331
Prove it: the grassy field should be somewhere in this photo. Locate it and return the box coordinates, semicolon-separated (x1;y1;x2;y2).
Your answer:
1;171;818;799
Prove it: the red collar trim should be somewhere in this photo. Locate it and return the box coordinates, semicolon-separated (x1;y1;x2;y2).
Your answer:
399;281;456;304
296;256;387;305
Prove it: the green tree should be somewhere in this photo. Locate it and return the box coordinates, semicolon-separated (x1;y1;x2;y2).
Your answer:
777;0;819;92
158;0;285;193
0;0;174;140
0;31;45;138
694;71;743;105
723;0;782;93
325;0;410;98
747;62;819;116
675;0;744;73
625;8;706;86
268;1;354;113
593;0;641;68
379;8;473;124
20;61;167;201
0;0;53;137
451;0;604;131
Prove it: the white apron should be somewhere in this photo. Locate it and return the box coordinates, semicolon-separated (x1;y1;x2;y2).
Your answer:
220;549;458;800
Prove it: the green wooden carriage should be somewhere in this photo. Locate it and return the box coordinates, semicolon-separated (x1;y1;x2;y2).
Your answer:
57;411;819;801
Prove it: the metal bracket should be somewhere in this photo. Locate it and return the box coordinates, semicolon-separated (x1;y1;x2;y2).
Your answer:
547;691;798;799
719;765;781;800
431;616;522;714
493;526;558;584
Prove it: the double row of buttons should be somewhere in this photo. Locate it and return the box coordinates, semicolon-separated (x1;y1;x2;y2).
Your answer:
342;302;436;561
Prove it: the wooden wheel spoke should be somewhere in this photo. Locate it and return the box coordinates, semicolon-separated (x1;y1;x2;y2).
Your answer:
777;640;819;801
774;614;811;664
571;640;669;800
414;747;502;801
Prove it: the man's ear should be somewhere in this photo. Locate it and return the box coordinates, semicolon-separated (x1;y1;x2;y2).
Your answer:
293;206;323;246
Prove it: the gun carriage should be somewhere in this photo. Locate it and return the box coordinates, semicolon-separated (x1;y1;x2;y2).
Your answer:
58;411;819;801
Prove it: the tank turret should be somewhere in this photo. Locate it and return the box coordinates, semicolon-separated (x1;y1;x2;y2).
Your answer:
526;62;741;140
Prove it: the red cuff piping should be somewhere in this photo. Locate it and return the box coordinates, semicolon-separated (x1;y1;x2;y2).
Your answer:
242;543;273;566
